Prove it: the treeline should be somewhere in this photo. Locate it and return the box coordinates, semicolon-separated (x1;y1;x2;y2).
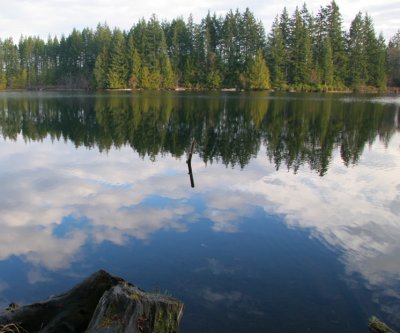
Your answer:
0;1;399;91
0;92;398;175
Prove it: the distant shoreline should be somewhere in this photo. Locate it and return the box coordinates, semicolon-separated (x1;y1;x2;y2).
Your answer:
0;86;399;94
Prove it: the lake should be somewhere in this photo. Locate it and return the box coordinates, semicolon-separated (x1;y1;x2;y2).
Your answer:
0;91;399;332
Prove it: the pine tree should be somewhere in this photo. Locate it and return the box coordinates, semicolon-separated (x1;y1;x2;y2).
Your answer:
94;49;109;89
267;16;287;89
288;8;312;86
314;1;347;86
374;34;387;88
0;40;7;89
363;14;378;86
166;17;191;84
93;23;112;89
247;49;271;90
221;10;241;87
348;12;367;87
2;38;21;88
326;1;347;85
127;34;142;88
0;8;395;91
387;30;400;86
106;29;128;88
140;66;151;89
161;56;176;89
322;37;334;86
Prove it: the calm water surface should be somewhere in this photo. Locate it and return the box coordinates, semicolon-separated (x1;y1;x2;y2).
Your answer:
0;91;399;332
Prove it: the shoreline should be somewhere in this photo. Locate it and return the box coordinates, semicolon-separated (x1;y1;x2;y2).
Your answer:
0;86;399;94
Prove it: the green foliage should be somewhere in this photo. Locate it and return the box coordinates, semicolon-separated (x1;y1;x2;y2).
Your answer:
207;70;222;89
247;49;271;90
267;16;287;89
288;8;312;85
161;58;176;89
388;30;400;86
106;29;128;88
0;4;395;90
140;66;151;89
0;92;397;174
322;37;334;85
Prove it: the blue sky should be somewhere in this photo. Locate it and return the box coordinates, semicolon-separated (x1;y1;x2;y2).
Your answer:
0;0;399;42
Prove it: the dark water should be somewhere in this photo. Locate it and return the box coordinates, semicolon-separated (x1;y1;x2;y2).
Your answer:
0;91;399;332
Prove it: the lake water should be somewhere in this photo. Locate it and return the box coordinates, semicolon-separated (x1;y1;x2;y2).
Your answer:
0;91;399;332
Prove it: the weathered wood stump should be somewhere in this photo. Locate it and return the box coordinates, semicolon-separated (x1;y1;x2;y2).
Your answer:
0;270;183;333
86;282;184;333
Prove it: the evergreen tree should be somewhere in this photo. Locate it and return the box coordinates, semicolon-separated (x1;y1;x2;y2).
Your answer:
140;66;151;89
326;1;347;84
267;16;287;88
247;49;271;90
347;12;367;87
93;23;112;89
2;38;21;88
322;37;334;86
363;14;378;86
240;8;267;65
161;56;176;89
0;7;394;91
126;34;142;88
279;7;291;82
288;8;312;86
221;10;241;87
94;48;109;89
387;30;400;86
107;29;128;88
182;14;196;87
203;12;223;87
165;17;192;84
0;40;7;89
375;34;387;88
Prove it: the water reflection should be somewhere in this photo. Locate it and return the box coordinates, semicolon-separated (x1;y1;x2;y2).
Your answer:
1;91;398;175
186;140;196;188
0;92;400;331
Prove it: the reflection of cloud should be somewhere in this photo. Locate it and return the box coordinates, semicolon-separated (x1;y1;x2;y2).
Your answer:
0;136;195;271
196;258;236;275
0;225;87;270
1;128;400;326
203;288;242;304
237;136;400;313
0;281;9;293
27;269;52;285
203;191;260;232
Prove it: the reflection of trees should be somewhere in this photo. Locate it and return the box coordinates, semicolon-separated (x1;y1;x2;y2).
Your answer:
0;92;398;175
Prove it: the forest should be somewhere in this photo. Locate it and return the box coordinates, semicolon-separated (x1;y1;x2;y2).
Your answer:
0;1;399;91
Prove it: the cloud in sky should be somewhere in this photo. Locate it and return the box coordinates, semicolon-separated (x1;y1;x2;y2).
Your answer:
0;0;398;42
